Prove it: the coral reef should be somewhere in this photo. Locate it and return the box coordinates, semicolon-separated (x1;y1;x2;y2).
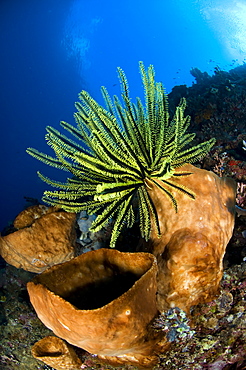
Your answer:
169;64;246;144
1;62;246;369
157;262;246;369
0;259;245;369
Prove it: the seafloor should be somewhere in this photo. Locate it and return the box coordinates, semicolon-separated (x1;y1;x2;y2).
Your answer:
1;64;246;370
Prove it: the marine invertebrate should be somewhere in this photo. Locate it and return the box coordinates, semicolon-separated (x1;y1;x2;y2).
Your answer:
32;336;83;370
27;62;215;248
0;205;76;273
27;248;168;367
152;307;195;342
143;164;236;311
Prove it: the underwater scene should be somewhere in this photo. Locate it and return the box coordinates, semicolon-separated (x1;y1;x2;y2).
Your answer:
0;0;246;369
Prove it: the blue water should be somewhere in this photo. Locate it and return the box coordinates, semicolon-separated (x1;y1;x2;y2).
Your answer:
0;0;244;231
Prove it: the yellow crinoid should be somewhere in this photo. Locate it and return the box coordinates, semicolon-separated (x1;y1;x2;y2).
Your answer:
27;62;215;248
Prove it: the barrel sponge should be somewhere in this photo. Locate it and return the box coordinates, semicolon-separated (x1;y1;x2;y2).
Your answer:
144;163;236;312
27;249;168;367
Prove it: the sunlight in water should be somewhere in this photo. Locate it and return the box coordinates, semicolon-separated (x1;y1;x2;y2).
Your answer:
62;0;102;73
200;0;246;63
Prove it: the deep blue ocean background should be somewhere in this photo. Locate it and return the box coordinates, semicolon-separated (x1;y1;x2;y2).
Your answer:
1;0;245;231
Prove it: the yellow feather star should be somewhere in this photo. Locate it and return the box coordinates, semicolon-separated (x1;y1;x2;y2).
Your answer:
27;62;215;248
